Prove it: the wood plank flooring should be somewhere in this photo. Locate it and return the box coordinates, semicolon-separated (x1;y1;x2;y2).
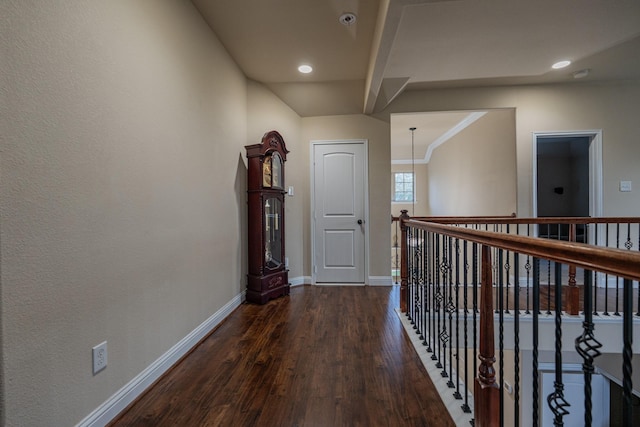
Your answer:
110;285;455;427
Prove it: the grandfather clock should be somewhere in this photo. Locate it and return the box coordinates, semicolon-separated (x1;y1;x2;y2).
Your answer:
245;130;290;304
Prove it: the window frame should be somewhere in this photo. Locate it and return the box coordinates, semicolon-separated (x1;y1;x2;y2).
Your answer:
392;172;415;203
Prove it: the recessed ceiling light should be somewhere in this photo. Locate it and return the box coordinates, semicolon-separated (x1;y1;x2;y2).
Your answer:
298;65;313;74
552;60;571;70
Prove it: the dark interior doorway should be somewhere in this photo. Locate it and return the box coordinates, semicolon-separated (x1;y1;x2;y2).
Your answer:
536;136;590;240
537;136;590;217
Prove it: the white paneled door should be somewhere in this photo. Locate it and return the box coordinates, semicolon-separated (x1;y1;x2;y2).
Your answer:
313;142;366;283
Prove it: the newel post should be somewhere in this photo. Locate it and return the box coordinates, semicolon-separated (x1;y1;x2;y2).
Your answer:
566;223;580;315
474;245;500;427
399;210;409;313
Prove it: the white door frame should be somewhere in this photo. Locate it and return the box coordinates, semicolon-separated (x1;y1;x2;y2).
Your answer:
532;130;603;220
310;139;369;285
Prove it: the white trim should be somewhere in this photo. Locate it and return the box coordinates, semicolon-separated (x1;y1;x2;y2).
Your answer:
289;276;311;287
368;276;394;286
392;158;427;165
310;139;369;285
315;282;366;286
532;130;603;219
75;291;245;427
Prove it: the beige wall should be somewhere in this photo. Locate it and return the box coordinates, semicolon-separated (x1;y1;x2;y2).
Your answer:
247;81;304;279
378;81;640;217
426;109;517;216
301;115;391;278
1;1;247;425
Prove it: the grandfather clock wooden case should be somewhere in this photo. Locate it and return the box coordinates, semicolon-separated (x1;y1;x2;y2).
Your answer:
245;131;290;304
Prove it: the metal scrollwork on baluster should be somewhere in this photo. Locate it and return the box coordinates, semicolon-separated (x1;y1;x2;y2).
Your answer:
575;324;602;426
524;258;532;314
624;237;633;250
412;236;423;332
547;383;570;426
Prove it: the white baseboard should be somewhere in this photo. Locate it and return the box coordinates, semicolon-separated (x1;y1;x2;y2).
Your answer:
368;276;393;286
290;276;311;287
76;290;246;427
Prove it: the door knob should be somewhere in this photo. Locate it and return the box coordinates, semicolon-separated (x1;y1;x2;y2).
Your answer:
357;219;363;225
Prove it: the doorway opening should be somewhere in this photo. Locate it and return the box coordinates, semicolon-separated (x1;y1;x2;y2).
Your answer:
533;131;602;217
532;130;603;242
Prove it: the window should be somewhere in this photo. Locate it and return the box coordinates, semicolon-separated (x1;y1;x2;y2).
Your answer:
393;172;414;202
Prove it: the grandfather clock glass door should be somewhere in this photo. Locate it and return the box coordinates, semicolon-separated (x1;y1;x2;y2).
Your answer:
245;131;290;304
264;197;282;269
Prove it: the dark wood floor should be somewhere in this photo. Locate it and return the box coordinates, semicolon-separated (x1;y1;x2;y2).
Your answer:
110;285;455;427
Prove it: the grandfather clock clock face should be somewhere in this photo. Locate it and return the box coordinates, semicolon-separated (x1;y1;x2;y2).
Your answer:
245;131;290;304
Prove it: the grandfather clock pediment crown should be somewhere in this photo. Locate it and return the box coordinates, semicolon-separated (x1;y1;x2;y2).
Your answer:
245;130;289;160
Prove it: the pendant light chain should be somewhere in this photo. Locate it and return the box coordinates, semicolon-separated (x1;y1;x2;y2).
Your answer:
410;127;416;216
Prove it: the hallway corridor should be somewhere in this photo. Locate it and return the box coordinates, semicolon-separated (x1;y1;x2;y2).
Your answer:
110;285;454;426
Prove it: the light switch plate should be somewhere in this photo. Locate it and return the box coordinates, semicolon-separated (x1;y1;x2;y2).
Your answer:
620;181;632;192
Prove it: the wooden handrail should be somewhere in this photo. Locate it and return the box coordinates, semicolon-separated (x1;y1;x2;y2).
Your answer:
401;216;640;225
403;219;640;282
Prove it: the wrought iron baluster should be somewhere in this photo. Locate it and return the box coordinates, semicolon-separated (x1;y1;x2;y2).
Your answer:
532;257;540;427
440;236;451;381
420;229;427;342
505;224;510;315
615;224;621;316
498;249;505;427
472;241;479;415
526;224;531;314
593;224;600;315
546;257;552;315
513;252;520;427
431;231;437;356
454;237;462;399
435;234;442;366
637;223;640;317
604;224;610;316
426;231;434;352
547;262;570;426
408;227;415;323
622;278;634;426
462;235;471;414
414;231;423;336
575;269;602;427
406;226;412;320
446;237;455;386
422;229;430;347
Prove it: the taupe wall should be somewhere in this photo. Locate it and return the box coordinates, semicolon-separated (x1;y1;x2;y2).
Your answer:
377;82;640;217
426;109;516;216
2;1;247;425
247;81;304;279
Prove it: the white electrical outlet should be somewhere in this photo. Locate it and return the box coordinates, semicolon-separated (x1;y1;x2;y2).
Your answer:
92;341;107;374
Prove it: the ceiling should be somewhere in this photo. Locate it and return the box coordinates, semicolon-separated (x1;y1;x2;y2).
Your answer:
192;0;640;159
